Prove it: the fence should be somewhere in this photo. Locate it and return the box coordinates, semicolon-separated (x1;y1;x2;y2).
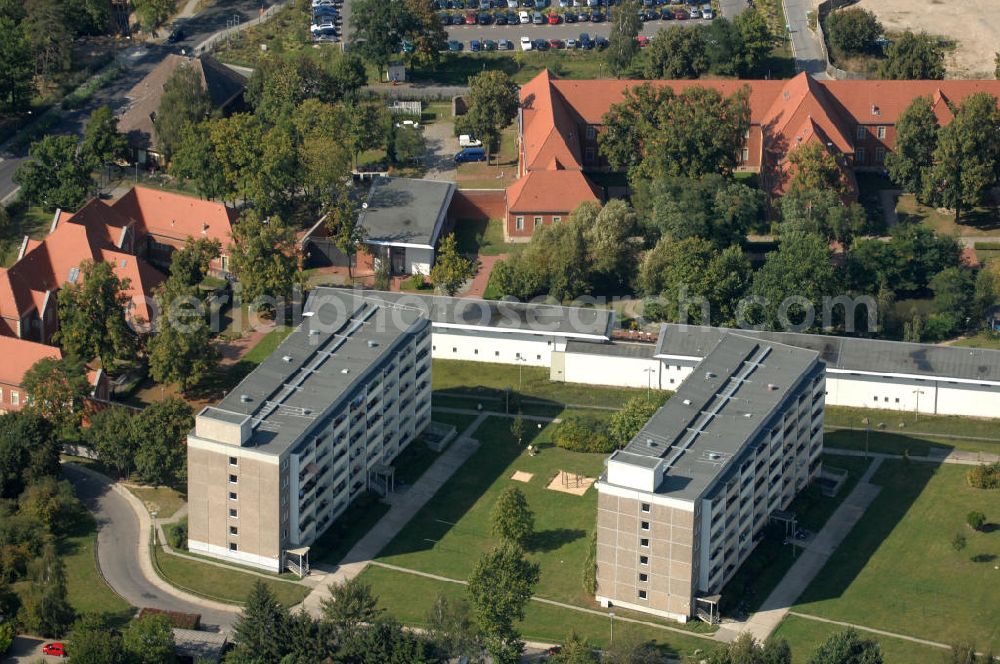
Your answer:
387;100;422;117
815;0;869;80
195;2;289;55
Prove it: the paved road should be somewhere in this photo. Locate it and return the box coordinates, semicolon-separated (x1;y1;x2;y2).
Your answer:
0;0;276;202
445;14;710;48
63;464;238;631
781;0;827;76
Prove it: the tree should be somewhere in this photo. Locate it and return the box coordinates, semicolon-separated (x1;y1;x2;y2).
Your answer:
465;70;519;165
733;9;774;76
131;398;193;486
81;105;127;176
404;0;448;68
19;542;73;637
966;510;986;531
322;183;365;280
0;411;59;500
431;234;476;296
780;185;867;244
807;628;883;664
122;613;176;664
346;101;391;169
521;218;592;301
638;236;716;323
329;54;368;101
155;63;212;161
350;0;419;75
133;0;175;32
552;631;599;664
879;30;945;80
170;121;227;201
168;237;222;287
846;225;961;297
17;478;85;537
608;0;641;77
825;7;882;56
973;266;999;327
0;621;13;657
86;406;138;479
14;134;92;212
0;16;33;115
703;18;743;77
581;200;639;290
228;208;300;314
922;92;1000;223
425;593;482;661
320;577;383;636
390;124;426;165
147;281;220;392
23;0;71;81
929;266;974;336
644;27;707;79
293;99;353;203
609;397;658;448
491;486;534;547
996;52;1000;79
708;632;792;664
230;581;291;663
336;617;437;663
21;355;91;434
786;142;850;198
67;614;128;664
885;96;939;196
602;631;665;664
467;542;540;664
946;643;997;664
55;259;138;368
510;411;525;447
750;232;840;330
245;57;311;125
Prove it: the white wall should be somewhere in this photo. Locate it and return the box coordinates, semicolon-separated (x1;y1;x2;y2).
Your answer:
431;331;562;367
555;351;695;389
406;247;434;276
826;371;1000;417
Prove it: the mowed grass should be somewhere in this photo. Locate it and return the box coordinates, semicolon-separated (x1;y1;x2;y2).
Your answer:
772;615;947;664
824;429;1000;459
61;513;134;623
794;460;1000;650
453;218;524;257
432;358;651;410
357;565;719;657
126;486;186;519
954;332;1000;351
896;193;1000;237
152;546;310;607
376;416;607;606
825;405;1000;441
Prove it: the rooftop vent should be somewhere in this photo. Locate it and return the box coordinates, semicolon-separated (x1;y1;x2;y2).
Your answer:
282;355;293;363
743;412;753;418
682;398;692;406
240;394;252;403
367;340;379;348
767;383;779;391
341;368;350;374
309;329;320;336
871;104;880;116
705;371;716;379
707;452;722;461
646;438;657;448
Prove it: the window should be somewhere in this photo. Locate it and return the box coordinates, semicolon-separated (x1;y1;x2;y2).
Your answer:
640;538;649;547
876;125;886;139
641;503;650;513
884;397;889;402
229;542;238;551
895;397;900;403
229;456;238;466
533;216;543;227
638;590;647;599
586;125;596;140
515;216;525;230
641;521;650;531
11;392;18;406
221;255;229;272
452;347;457;353
474;349;479;355
639;555;649;565
856;125;866;139
639;573;648;582
741;147;750;162
552;216;561;224
229;474;237;484
536;354;541;360
873;396;879;402
229;526;238;535
585;147;596;163
856;147;866;163
495;351;500;357
875;147;885;163
229;491;237;500
229;508;238;518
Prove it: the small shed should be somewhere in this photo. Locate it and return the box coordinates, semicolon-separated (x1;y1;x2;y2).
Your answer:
386;61;407;83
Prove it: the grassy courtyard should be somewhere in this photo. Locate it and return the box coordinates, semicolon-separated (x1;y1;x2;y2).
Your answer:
793;460;1000;650
453;218;525;258
772;615;947;664
61;513;135;624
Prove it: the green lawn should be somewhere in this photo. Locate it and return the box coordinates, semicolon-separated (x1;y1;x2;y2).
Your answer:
152;545;310;607
826;404;1000;442
310;493;391;566
453;218;524;257
429;410;481;434
953;332;1000;351
794;460;1000;650
772;615;948;664
1;203;53;267
357;565;718;657
61;513;134;623
455;125;518;189
410;51;614;87
242;326;296;364
719;454;872;616
896;193;1000;237
126;486;186;519
432;358;653;410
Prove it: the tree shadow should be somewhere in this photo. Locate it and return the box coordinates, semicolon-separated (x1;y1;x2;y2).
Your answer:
970;553;997;564
979;523;999;534
526;527;585;553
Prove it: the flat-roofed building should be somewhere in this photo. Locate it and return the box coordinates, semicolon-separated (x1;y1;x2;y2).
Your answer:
595;334;825;622
187;290;432;572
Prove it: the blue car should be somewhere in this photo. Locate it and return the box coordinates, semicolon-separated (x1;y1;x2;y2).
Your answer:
455;147;487;163
470;39;482;51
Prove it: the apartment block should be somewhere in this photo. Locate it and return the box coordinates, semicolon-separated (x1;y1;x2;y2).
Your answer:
595;334;825;622
187;291;432;572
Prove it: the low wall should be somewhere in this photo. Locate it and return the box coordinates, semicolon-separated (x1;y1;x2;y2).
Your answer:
816;0;870;80
449;189;506;221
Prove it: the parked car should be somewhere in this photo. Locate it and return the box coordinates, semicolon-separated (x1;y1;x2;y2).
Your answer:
495;13;508;24
455;147;487;162
464;11;477;23
498;38;514;49
579;32;592;47
166;24;185;42
452;13;465;23
470;39;482;51
547;12;560;23
549;38;564;48
484;38;498;50
520;35;533;49
564;11;577;22
660;7;674;18
636;34;649;46
42;643;67;658
532;11;544;23
477;11;492;22
507;10;520;22
689;6;700;16
447;39;463;50
674;8;688;18
701;5;714;18
565;37;578;48
311;20;336;33
520;9;530;21
533;38;549;50
644;8;658;19
591;10;604;20
594;35;609;48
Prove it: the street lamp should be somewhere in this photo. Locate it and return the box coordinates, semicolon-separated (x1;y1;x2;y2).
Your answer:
514;355;527;393
912;389;925;421
609;612;615;643
642;367;656;401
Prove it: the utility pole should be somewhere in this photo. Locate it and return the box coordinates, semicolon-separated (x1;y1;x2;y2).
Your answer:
643;367;655;401
912;389;925;421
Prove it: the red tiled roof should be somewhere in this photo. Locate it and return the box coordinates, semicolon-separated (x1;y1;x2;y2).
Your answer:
112;186;236;250
0;336;62;388
506;170;601;213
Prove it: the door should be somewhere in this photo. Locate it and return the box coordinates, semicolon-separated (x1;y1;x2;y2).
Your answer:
391;247;406;275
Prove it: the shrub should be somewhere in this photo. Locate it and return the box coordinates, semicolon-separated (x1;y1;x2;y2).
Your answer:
966;511;986;531
966;462;1000;489
826;7;882;57
552;416;614;453
167;518;188;550
404;274;430;291
0;622;12;656
952;533;967;551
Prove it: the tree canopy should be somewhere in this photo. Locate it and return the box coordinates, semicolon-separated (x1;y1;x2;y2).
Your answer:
465;70;519;164
885;95;939;197
879;30;945;80
607;0;641;77
228;208;301;313
490;486;535;547
431;234;476;296
54;259;138;368
467;541;540;664
14;134;93;212
155;63;212;161
825;7;882;56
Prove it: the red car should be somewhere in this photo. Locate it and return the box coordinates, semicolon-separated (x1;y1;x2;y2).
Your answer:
42;642;67;657
549;38;564;48
674;9;688;18
636;34;649;47
547;12;561;23
464;11;477;24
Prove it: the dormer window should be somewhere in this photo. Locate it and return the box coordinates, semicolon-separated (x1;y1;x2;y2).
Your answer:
870;104;880;116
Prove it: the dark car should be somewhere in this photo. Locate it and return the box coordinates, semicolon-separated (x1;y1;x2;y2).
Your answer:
563;11;576;21
452;13;465;24
447;39;464;50
438;12;450;23
166;25;185;42
577;10;590;20
644;9;658;19
591;10;604;20
660;7;674;18
533;38;549;50
477;11;493;23
674;8;688;18
470;38;482;50
484;38;498;49
494;12;508;23
579;32;592;48
455;147;486;162
594;35;609;49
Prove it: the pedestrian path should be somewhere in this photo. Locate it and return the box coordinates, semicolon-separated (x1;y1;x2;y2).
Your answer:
824;447;1000;466
715;458;884;643
297;414;487;616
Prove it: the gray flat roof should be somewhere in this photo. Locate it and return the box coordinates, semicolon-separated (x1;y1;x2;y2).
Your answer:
360;177;455;247
311;289;614;340
655;324;1000;384
199;291;428;456
615;334;820;502
565;339;656;359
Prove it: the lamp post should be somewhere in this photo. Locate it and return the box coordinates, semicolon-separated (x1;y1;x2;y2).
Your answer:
642;367;656;401
609;612;615;643
514;355;527;393
912;389;925;421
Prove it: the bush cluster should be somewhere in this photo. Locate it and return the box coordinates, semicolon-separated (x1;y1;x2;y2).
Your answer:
966;462;1000;489
552;416;615;454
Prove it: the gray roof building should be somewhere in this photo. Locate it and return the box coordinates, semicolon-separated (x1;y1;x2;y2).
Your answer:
360;177;456;249
654;324;1000;385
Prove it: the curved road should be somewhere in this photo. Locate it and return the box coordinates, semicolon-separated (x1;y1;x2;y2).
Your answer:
64;465;238;631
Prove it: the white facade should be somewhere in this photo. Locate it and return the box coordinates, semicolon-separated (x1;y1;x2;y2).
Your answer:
431;331;565;367
405;246;434;276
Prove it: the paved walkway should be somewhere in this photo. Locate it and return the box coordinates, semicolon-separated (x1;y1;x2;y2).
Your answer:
781;0;828;77
715;458;883;643
825;447;1000;466
297;414;487;616
462;253;506;299
879;189;901;228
